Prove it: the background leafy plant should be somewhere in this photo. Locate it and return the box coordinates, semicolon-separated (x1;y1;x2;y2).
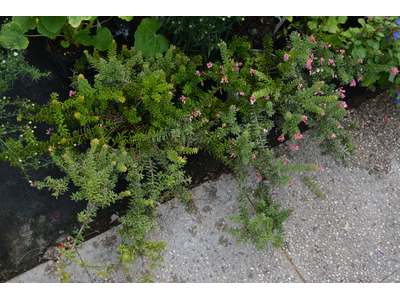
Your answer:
278;16;400;101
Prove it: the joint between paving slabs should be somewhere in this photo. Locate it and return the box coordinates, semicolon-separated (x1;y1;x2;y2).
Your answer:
278;247;307;283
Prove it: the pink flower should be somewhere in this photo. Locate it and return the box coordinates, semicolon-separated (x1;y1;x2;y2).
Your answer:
250;69;256;73
287;177;295;187
194;109;201;117
340;49;345;54
252;154;256;159
282;158;289;164
290;144;299;150
310;35;317;44
321;112;325;116
230;153;236;158
250;94;256;105
195;70;201;76
67;237;70;241
265;95;270;100
320;57;325;63
283;54;291;61
221;77;229;83
278;135;285;142
328;58;335;66
69;90;76;97
189;115;193;121
298;83;303;89
99;124;103;128
340;102;348;108
180;95;186;104
302;115;308;123
318;167;324;171
391;67;399;75
49;148;52;152
331;133;337;138
255;173;262;181
207;62;213;68
305;58;313;70
29;181;34;187
358;59;363;64
294;133;303;140
350;80;356;87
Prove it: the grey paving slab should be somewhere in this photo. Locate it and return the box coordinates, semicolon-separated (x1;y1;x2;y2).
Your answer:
7;90;400;283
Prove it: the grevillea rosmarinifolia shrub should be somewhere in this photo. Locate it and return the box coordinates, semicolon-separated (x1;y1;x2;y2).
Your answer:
0;30;384;282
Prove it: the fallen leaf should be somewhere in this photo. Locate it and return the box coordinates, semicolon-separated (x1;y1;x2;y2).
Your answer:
344;223;349;230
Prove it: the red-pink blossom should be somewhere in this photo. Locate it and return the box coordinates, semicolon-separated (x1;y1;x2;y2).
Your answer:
391;67;399;75
207;62;213;68
278;135;285;142
283;54;291;61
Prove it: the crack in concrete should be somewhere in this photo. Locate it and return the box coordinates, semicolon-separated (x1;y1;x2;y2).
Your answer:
279;247;307;283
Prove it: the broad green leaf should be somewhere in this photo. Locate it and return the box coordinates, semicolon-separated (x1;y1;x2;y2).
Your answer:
366;39;380;50
388;73;395;82
377;32;385;37
40;16;67;33
69;16;92;28
362;71;378;86
286;16;293;22
321;25;328;32
397;52;400;64
134;18;169;57
327;19;337;26
337;16;347;24
37;20;60;38
395;76;400;84
60;40;70;48
118;16;133;21
12;16;36;32
352;46;366;59
341;31;352;38
0;21;29;49
354;40;362;46
388;48;393;57
92;27;113;51
73;30;93;46
328;25;339;33
307;20;318;30
358;18;366;26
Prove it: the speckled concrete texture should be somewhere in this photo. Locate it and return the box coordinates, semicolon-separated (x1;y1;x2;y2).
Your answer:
8;91;400;283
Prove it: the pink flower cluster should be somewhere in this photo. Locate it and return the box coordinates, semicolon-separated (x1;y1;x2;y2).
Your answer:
189;109;201;121
290;144;299;150
350;80;356;87
221;77;229;83
252;154;256;159
195;70;201;76
250;68;256;73
231;153;236;158
330;133;337;138
339;102;348;109
207;62;213;68
327;58;335;66
250;94;256;105
298;83;303;89
294;133;303;140
309;35;317;44
358;59;363;64
318;167;324;171
282;158;289;164
46;127;54;135
287;177;294;187
302;115;308;123
278;135;285;142
391;67;399;75
283;54;291;61
69;90;76;97
305;58;313;70
236;91;245;96
180;95;186;104
255;173;262;181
